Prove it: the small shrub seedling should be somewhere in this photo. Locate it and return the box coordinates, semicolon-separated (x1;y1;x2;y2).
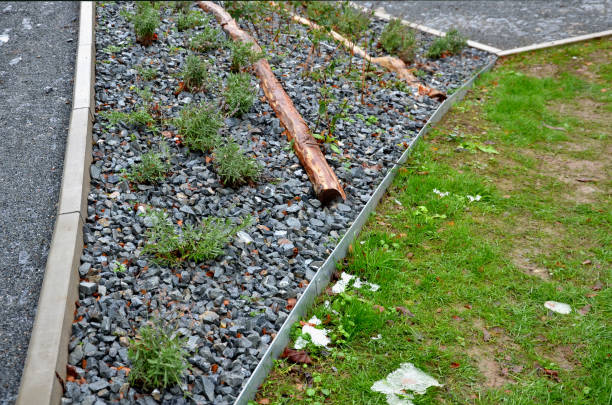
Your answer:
380;18;417;63
189;26;225;52
169;1;191;11
426;28;467;59
182;55;211;92
143;210;251;264
214;139;261;186
99;108;155;129
335;1;371;43
224;73;256;117
136;65;158;81
229;41;263;73
226;1;256;20
174;103;223;153
128;146;171;184
132;3;160;46
128;322;189;391
176;10;204;31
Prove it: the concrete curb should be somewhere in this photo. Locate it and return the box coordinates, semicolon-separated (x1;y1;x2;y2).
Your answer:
233;57;497;405
16;2;95;405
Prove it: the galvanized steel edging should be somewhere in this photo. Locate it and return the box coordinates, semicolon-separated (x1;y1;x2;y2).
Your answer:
16;2;95;405
234;58;497;405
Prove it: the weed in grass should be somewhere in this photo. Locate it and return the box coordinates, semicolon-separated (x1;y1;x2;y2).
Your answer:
223;72;256;117
176;10;204;31
380;18;417;63
182;54;212;92
136;65;158;81
128;322;189;391
189;26;225;52
174;103;223;153
229;41;263;73
143;210;250;265
426;28;467;59
214;139;261;186
128;145;171;184
99;108;155;129
131;3;160;46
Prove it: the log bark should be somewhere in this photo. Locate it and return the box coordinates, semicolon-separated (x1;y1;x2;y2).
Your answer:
198;1;346;203
288;10;446;101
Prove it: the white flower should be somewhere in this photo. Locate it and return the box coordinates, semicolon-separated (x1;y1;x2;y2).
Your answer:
433;188;450;198
467;194;482;202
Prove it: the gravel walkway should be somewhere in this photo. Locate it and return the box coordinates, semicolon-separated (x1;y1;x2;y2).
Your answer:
0;2;78;403
361;0;612;50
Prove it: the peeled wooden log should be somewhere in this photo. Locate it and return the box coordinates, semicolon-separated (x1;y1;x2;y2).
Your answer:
288;10;446;101
198;1;346;203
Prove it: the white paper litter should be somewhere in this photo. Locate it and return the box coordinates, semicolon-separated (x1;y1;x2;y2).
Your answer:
467;194;482;202
371;334;382;340
433;188;450;197
294;316;330;349
544;301;571;314
331;272;379;294
371;363;442;405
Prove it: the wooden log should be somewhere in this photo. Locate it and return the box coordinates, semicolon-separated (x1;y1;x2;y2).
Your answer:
288;9;446;101
198;1;346;203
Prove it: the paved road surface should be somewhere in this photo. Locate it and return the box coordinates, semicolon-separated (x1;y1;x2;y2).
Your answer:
0;2;78;403
361;1;612;50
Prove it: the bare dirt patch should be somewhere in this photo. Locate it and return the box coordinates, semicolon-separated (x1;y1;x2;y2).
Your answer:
468;346;512;388
551;97;612;127
469;320;519;388
525;64;558;78
536;345;580;371
511;247;550;280
521;148;607;204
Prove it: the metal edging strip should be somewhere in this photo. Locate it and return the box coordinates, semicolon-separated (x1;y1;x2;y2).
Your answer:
498;30;612;56
233;57;497;405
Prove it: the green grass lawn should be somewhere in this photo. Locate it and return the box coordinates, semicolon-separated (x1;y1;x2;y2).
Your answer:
254;38;611;405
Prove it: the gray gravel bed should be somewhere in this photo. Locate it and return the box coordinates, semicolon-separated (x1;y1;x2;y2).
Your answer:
0;2;78;403
362;0;612;50
62;3;493;404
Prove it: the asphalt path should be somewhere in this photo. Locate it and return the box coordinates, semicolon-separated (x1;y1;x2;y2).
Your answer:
0;2;78;403
361;0;612;50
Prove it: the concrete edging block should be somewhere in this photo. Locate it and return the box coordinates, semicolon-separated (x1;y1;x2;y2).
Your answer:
72;42;95;116
16;212;83;405
57;107;93;218
16;2;95;404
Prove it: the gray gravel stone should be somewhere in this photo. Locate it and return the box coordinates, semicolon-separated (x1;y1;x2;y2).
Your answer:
200;311;220;324
79;282;97;296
